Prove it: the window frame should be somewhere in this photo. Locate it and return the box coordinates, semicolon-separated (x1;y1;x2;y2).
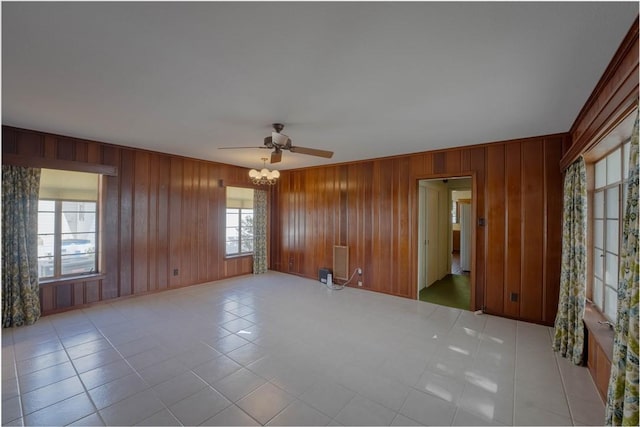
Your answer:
37;198;100;280
225;187;255;258
587;139;630;321
225;206;255;257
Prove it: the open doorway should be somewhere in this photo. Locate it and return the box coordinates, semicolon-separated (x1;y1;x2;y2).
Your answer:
417;177;472;310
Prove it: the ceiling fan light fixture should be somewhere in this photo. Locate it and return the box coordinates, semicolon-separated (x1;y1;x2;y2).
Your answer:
249;157;279;186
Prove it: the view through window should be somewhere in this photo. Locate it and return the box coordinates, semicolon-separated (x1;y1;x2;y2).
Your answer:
37;169;100;279
591;140;630;321
225;187;254;256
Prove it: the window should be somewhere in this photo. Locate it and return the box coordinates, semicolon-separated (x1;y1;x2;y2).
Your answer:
37;169;100;279
225;187;254;256
451;199;458;224
591;141;630;321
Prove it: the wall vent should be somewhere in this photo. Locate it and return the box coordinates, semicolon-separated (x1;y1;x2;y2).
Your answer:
333;245;349;280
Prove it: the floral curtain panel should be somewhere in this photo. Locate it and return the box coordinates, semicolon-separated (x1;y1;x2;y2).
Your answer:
2;165;41;328
253;189;268;275
552;157;587;365
605;110;639;426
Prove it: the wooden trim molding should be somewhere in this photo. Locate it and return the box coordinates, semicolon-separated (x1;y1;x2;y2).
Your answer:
3;153;118;176
39;274;107;288
284;133;569;174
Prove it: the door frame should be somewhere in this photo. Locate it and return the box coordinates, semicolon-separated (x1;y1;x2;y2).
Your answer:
412;172;478;311
418;184;442;290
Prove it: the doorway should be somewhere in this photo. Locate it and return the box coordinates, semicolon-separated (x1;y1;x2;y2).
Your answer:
417;177;472;310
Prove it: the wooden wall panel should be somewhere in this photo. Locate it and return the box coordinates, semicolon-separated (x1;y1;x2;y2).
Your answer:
2;127;17;153
272;136;566;324
543;137;564;324
445;150;462;175
73;283;84;307
197;165;209;283
57;138;75;161
101;147;120;300
182;160;195;286
17;131;43;157
468;147;486;310
119;150;134;297
169;157;183;288
3;126;255;315
520;141;545;322
485;145;506;315
147;154;159;292
133;151;150;294
85;280;100;304
395;157;412;297
40;287;54;313
75;141;88;163
372;160;392;295
87;142;101;164
504;143;522;318
56;284;72;309
44;136;57;159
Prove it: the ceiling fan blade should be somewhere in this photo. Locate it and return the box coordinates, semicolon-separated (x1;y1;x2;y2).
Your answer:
290;146;334;158
271;150;282;164
218;146;269;150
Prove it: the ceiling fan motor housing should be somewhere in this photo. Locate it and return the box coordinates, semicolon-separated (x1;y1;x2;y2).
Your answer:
272;132;290;147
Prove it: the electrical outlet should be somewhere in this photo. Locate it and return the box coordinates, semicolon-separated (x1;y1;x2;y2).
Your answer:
358;280;363;287
173;269;179;276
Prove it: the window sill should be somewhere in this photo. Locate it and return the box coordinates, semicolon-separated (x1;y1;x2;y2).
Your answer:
224;254;253;261
39;273;106;287
584;301;614;362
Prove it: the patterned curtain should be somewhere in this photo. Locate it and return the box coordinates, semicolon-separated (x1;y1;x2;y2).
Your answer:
253;189;268;274
552;157;587;365
605;110;639;426
2;165;42;328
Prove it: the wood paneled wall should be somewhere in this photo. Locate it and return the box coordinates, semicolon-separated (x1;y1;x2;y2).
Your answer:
2;126;256;315
271;135;566;325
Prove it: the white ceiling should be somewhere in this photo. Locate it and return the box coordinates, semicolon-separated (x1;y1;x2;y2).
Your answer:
2;2;637;171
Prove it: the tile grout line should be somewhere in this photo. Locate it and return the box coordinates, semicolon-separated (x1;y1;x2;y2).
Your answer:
512;321;519;427
547;326;579;426
554;350;580;426
4;331;23;425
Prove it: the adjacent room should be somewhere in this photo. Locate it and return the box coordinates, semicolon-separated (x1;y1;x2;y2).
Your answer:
2;2;638;426
417;177;473;311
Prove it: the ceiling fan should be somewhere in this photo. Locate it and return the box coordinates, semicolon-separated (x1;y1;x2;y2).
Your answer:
218;123;334;164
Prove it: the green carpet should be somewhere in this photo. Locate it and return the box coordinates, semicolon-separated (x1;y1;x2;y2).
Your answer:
419;274;470;311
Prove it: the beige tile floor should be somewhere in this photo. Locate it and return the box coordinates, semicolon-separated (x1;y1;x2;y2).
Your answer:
2;271;604;426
